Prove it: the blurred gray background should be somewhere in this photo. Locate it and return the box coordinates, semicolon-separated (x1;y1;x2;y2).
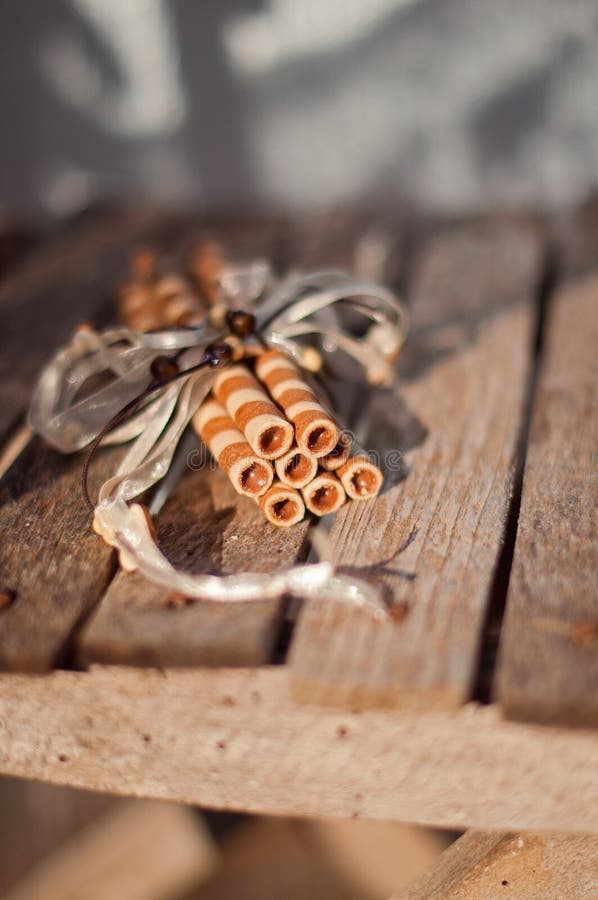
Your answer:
1;0;597;219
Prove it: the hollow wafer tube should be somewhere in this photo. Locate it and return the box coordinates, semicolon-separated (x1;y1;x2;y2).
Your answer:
274;445;318;489
301;472;346;517
259;481;305;527
193;399;274;497
213;364;294;460
255;350;340;458
320;431;352;471
337;455;383;500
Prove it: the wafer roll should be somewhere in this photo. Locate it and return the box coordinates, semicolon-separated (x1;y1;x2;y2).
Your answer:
193;399;274;497
337;455;383;500
320;431;352;471
154;275;203;325
274;445;318;489
255;350;340;458
259;481;305;527
213;364;294;460
302;472;346;517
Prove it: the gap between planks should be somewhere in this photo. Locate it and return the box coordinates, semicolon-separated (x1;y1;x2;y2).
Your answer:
495;271;598;725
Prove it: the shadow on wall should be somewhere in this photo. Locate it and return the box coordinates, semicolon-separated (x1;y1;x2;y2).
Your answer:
1;0;597;218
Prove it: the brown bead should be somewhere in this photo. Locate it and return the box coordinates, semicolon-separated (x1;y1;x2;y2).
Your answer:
226;309;256;338
204;342;234;367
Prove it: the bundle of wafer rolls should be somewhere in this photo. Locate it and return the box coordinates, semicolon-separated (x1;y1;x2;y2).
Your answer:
192;348;383;527
117;245;384;527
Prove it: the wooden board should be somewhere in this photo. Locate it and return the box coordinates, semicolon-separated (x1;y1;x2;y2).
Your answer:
78;214;402;668
395;829;598;899
289;219;545;708
496;273;598;725
0;440;122;671
1;666;598;833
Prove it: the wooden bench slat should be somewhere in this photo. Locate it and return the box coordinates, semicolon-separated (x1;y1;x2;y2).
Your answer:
394;829;598;899
496;273;598;725
289;219;545;709
1;666;598;833
0;440;122;672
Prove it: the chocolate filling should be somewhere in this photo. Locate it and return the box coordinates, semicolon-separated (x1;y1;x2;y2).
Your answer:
272;498;298;521
351;468;378;496
311;484;338;511
259;426;286;455
240;462;270;494
307;425;334;454
284;453;312;483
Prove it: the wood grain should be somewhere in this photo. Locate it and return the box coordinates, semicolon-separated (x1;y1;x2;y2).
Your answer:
496;273;598;725
1;666;598;832
0;439;121;671
395;830;598;899
289;219;545;709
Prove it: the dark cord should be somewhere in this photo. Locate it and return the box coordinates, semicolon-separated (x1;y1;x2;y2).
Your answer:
81;344;231;511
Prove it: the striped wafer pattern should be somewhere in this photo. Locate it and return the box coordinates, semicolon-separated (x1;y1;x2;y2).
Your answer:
213;363;294;460
255;350;340;458
320;431;352;471
193;399;273;497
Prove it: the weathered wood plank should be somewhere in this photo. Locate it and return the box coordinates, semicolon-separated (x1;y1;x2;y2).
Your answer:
79;214;400;668
1;667;598;832
394;830;598;899
496;273;598;725
0;440;122;671
289;219;545;709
